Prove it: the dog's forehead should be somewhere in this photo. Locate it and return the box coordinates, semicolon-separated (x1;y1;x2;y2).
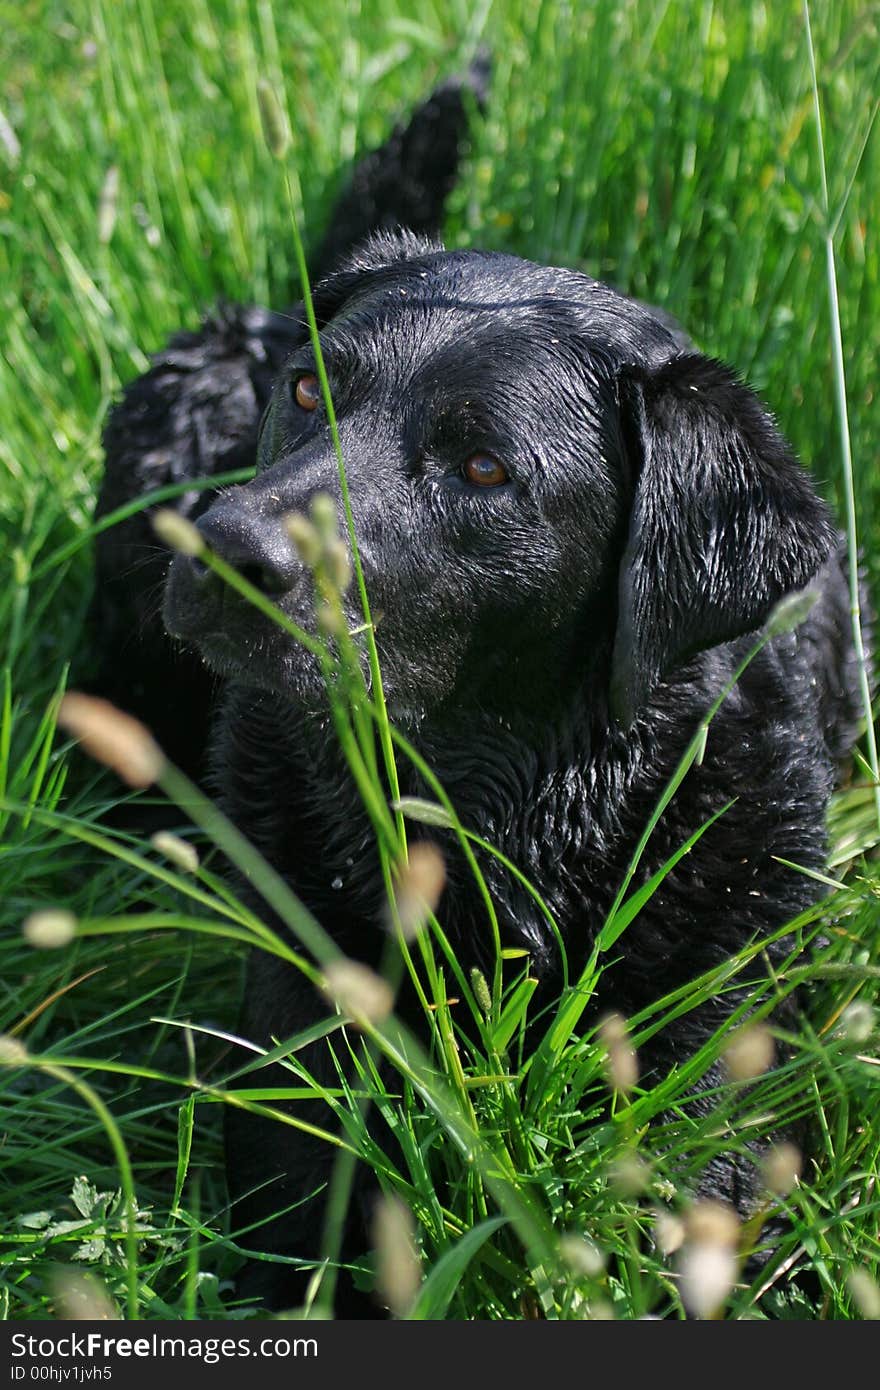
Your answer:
320;250;678;375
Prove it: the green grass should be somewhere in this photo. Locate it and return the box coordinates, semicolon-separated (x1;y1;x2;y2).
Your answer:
1;0;879;1321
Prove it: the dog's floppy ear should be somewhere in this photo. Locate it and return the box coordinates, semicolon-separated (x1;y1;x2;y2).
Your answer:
610;353;836;726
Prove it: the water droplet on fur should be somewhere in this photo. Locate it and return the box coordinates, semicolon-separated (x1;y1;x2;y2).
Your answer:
331;876;343;890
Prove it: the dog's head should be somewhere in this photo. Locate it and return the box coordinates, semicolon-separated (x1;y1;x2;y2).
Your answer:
164;231;835;725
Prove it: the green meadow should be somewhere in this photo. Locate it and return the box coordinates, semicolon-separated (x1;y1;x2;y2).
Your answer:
1;0;878;1320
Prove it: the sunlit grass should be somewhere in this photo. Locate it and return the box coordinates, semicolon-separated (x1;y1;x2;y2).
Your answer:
1;0;878;1321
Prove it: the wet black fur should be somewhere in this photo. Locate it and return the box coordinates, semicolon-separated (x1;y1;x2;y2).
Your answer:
91;68;863;1313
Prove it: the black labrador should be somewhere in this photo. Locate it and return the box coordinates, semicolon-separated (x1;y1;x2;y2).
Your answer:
90;67;863;1313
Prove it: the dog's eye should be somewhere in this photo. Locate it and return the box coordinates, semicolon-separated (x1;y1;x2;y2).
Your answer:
293;373;321;411
462;454;508;487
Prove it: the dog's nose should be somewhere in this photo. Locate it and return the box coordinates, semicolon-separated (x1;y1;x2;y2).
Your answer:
191;503;300;595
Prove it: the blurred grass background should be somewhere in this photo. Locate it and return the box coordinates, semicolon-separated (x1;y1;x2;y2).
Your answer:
1;0;878;1319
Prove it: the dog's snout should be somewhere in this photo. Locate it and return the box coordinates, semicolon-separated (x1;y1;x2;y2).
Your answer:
193;503;300;596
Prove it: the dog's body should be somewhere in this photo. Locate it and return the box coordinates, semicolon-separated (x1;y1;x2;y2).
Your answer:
91;73;863;1312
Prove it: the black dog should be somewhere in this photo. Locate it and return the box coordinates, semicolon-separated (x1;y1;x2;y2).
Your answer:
92;70;863;1313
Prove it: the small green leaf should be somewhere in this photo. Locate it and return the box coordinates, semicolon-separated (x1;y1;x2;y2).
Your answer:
74;1237;106;1264
409;1217;508;1319
491;975;539;1052
71;1175;99;1219
172;1095;195;1214
597;801;734;953
17;1211;53;1230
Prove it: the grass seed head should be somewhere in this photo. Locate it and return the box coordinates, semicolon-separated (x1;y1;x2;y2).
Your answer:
325;536;352;593
847;1268;880;1320
372;1195;421;1318
598;1011;639;1092
721;1022;775;1081
256;79;290;160
150;831;199;875
50;1267;120;1320
392;841;446;940
469;967;493;1018
22;908;77;949
762;1141;802;1196
763;585;820;638
322;959;393;1027
0;1035;28;1066
652;1208;686;1256
151;508;205;557
677;1200;740;1317
284;512;322;569
839;1000;875;1044
683;1199;740;1249
559;1234;606;1278
678;1240;738;1319
309;491;338;541
609;1150;650;1196
58;693;165;788
585;1299;615;1320
316;600;347;638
